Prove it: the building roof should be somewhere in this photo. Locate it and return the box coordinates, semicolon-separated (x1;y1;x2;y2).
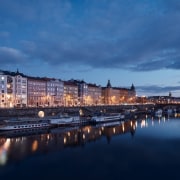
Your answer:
64;81;78;86
0;69;26;77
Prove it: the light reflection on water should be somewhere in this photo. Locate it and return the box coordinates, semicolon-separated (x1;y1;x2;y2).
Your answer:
0;116;180;179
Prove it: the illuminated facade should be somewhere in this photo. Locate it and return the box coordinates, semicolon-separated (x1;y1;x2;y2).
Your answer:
0;70;28;108
14;74;27;107
0;72;15;108
102;80;136;105
46;78;64;106
77;80;88;105
87;83;102;105
64;81;78;106
67;80;88;106
0;70;137;108
27;77;46;107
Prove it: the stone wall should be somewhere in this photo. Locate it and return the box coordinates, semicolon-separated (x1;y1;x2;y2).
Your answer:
0;104;155;119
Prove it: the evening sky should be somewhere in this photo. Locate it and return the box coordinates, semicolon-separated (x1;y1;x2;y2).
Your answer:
0;0;180;96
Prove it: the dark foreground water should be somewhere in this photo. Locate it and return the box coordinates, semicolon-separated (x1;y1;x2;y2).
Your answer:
0;116;180;180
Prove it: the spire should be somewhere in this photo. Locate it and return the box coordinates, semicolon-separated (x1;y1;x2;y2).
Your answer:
169;92;172;97
16;68;19;74
107;80;111;88
131;83;135;91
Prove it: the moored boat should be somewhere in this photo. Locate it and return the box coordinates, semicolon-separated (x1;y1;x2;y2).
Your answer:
0;118;53;131
155;109;163;118
90;113;125;124
48;115;80;126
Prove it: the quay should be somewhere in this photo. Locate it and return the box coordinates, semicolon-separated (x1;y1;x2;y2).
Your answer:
0;103;180;119
0;104;151;118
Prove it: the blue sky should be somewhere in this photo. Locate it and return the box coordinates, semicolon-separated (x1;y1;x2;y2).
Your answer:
0;0;180;97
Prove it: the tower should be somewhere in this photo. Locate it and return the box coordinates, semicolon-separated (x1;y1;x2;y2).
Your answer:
107;80;111;88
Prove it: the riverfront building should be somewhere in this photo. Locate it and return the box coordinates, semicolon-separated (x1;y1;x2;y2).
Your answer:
28;77;64;107
64;81;78;106
68;80;102;106
0;70;28;108
27;77;46;107
102;80;136;105
14;72;28;107
0;69;137;108
86;83;102;105
46;78;64;107
0;71;15;108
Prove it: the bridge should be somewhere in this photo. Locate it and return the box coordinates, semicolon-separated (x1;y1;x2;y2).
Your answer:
154;103;180;111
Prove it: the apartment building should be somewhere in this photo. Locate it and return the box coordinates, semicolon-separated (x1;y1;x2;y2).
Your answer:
0;70;137;108
14;73;27;107
64;81;78;106
46;78;64;106
86;83;102;105
27;77;46;107
0;71;15;108
102;80;136;105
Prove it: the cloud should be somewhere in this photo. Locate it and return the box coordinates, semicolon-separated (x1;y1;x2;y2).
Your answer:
1;0;180;72
136;84;180;96
0;47;27;64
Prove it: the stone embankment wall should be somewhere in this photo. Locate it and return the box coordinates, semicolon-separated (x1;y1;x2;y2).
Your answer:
0;107;78;118
0;104;155;119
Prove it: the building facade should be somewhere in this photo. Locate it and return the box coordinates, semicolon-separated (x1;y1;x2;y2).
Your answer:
27;77;46;107
14;74;27;107
102;80;136;105
0;70;137;108
46;78;64;106
0;72;15;108
77;81;88;105
85;83;102;105
64;81;78;106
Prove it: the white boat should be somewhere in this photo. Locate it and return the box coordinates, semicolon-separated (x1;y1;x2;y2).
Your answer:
49;115;80;126
95;121;122;128
0;119;52;131
90;113;125;124
155;109;163;118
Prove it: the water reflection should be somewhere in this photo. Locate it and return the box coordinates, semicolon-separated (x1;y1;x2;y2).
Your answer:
0;115;178;167
0;119;137;166
0;138;10;165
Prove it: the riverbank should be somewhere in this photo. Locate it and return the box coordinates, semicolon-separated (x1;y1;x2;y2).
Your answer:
0;104;154;118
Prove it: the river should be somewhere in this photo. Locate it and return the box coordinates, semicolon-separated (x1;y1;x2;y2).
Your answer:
0;116;180;180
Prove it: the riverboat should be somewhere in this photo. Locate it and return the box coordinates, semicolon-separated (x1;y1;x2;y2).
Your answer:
95;121;122;128
90;113;125;124
0;118;52;131
48;115;80;126
155;109;163;118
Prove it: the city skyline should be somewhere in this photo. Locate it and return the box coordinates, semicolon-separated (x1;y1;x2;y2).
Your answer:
0;0;180;97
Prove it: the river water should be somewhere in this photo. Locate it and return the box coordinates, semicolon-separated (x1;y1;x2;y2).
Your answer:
0;116;180;180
